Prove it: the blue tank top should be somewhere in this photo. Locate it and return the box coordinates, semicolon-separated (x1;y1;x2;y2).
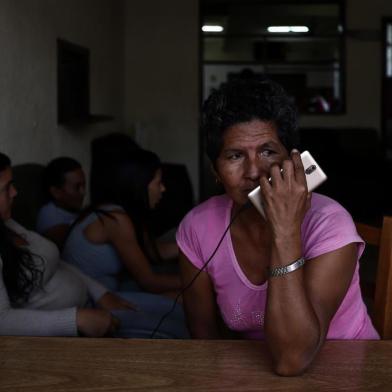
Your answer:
62;205;125;291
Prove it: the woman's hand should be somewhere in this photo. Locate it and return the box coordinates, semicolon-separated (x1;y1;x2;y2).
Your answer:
76;308;120;337
260;149;311;238
97;292;138;311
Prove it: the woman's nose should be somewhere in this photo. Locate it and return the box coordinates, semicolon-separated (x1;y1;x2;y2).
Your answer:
244;157;264;181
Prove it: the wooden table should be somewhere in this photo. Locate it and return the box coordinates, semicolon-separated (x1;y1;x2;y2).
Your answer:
1;338;391;391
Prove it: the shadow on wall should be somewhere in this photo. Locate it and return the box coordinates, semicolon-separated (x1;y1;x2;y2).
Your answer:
12;163;46;230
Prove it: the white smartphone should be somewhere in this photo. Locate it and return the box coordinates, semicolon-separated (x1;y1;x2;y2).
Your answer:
248;150;327;217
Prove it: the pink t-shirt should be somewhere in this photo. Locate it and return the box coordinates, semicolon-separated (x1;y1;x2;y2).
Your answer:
177;193;379;340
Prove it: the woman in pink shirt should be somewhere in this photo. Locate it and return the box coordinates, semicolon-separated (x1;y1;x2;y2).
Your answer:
177;78;378;376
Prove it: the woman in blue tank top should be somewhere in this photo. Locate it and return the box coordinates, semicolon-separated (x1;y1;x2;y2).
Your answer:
62;147;187;338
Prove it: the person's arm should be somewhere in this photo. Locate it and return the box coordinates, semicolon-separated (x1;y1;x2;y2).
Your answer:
0;259;114;337
261;150;357;376
156;240;179;260
0;258;75;336
61;262;137;311
179;250;220;338
61;262;109;302
265;243;357;376
104;211;182;293
142;228;179;262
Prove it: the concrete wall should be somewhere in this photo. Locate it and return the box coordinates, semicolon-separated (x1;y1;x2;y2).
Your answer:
123;0;199;197
0;0;125;173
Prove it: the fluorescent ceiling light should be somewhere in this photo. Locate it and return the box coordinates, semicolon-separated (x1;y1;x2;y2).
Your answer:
267;26;309;33
268;26;290;33
202;25;224;33
290;26;309;33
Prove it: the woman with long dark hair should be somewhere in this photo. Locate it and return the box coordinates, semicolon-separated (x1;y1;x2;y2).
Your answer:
0;151;187;338
62;148;182;293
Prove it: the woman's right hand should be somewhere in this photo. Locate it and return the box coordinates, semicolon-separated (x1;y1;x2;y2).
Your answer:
260;150;310;239
76;308;120;337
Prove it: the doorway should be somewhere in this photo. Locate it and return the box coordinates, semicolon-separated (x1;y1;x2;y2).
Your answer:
382;18;392;156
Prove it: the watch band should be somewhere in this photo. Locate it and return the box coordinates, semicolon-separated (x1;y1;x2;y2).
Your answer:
269;257;306;278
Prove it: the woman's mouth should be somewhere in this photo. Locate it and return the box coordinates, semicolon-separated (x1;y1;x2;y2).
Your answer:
242;186;258;195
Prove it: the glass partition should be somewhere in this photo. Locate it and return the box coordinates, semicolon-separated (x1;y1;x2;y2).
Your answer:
201;0;345;114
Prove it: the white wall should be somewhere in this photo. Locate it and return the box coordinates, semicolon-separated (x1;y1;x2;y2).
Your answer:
123;0;199;197
300;0;392;132
0;0;125;173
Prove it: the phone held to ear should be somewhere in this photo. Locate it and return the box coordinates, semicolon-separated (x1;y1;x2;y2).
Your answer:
247;150;327;217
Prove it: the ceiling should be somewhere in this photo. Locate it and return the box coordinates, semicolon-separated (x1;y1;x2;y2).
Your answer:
202;1;342;36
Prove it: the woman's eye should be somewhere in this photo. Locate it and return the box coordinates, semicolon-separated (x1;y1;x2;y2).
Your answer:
228;153;242;160
261;149;275;157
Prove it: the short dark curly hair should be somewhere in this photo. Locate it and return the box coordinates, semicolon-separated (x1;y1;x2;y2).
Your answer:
202;78;299;166
44;157;81;198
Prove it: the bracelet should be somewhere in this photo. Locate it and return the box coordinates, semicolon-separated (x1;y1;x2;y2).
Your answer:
269;257;306;278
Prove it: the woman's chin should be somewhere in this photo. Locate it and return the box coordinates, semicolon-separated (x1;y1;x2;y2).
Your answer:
230;194;250;207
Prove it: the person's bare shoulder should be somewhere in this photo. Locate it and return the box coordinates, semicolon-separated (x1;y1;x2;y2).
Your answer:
101;210;137;242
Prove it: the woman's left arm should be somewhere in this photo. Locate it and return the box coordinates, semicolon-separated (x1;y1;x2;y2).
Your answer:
61;262;108;302
156;240;179;260
265;243;357;376
143;229;179;262
61;262;137;310
261;150;358;376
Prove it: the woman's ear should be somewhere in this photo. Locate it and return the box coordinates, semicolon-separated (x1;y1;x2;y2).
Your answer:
210;164;221;184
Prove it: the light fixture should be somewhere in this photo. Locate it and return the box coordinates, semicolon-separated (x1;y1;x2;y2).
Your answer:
290;26;309;33
202;25;224;33
267;26;309;33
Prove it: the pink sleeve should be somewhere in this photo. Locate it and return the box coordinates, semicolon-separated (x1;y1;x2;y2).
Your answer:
176;210;206;270
303;208;364;260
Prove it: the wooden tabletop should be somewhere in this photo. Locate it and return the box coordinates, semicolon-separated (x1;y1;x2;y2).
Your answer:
1;338;391;391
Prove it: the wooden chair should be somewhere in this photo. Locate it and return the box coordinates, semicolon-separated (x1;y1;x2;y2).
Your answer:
355;216;392;339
